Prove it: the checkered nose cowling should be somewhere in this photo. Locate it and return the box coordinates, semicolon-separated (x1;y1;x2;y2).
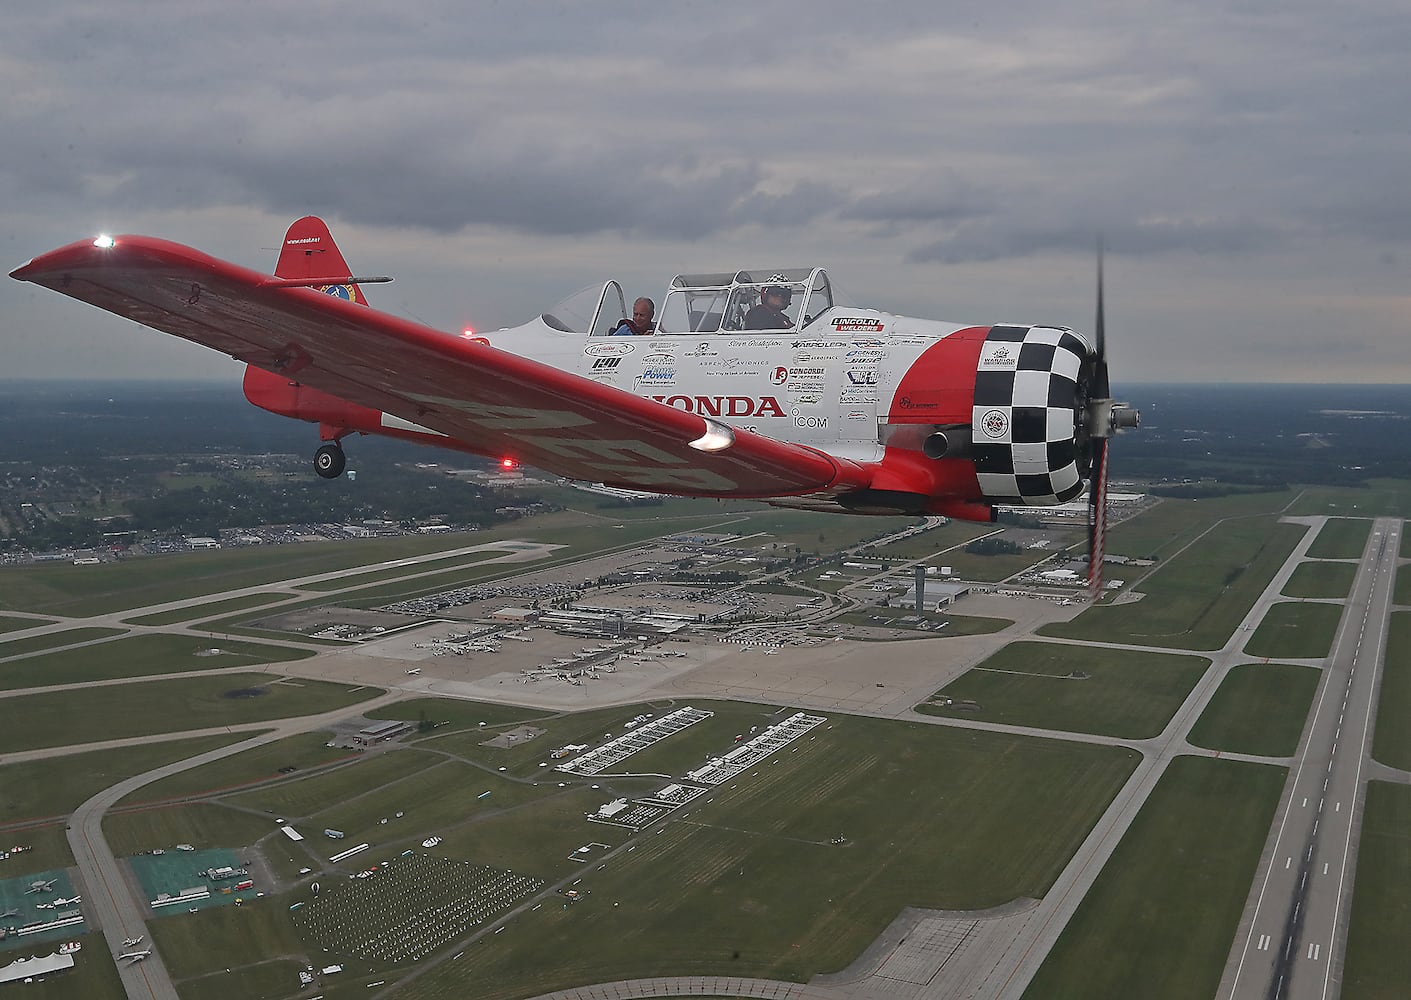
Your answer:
969;325;1097;505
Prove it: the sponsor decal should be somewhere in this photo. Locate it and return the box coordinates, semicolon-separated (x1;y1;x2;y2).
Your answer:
791;393;822;405
851;338;885;349
897;396;938;410
585;342;634;357
845;410;870;421
649;395;786;418
641;352;675;364
792;339;842;350
846;369;879;386
840;389;877;404
771;367;789;385
846;349;885;361
685;342;718;358
591;357;621;370
286;236;321;245
319;284;355;301
792;351;841;363
636;366;676;385
793;413;828;429
980;409;1009;438
727;338;779;348
978;342;1019;370
701;357;749;369
833;317;885;332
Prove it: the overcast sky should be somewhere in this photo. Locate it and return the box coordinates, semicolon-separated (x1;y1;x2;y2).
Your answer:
4;0;1409;384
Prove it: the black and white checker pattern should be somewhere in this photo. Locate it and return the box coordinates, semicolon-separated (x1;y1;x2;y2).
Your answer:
970;325;1093;504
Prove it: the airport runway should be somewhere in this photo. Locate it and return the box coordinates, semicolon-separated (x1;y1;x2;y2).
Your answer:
1220;517;1401;1000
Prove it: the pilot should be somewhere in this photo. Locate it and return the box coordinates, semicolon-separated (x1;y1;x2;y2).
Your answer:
743;276;794;330
612;297;655;335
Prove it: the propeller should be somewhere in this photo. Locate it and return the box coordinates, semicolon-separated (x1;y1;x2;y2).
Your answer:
1084;241;1139;601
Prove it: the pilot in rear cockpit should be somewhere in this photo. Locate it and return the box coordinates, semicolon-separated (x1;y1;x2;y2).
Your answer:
743;276;794;330
613;297;656;335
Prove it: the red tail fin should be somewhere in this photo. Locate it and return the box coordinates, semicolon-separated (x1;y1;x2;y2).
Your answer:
275;216;370;306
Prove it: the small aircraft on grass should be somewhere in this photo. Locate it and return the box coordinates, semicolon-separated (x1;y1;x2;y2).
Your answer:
11;218;1138;595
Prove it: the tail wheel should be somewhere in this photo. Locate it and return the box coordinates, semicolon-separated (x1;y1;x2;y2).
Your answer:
314;443;346;479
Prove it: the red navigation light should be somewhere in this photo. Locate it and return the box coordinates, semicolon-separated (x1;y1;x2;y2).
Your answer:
500;457;518;470
461;327;476;338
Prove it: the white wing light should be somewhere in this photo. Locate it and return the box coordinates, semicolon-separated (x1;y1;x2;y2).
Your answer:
93;235;116;249
689;419;735;452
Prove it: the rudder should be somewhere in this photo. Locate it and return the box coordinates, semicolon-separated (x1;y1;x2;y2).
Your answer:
275;216;370;306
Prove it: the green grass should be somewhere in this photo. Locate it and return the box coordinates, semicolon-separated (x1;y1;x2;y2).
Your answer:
149;893;308;981
1284;479;1411;518
1244;601;1342;659
833;605;1010;636
1342;781;1411;1000
859;519;1000;560
0;734;251;822
0;822;78;874
0;634;315;691
0;614;54;634
1372;612;1411;770
125;732;358;804
299;549;519;592
1186;663;1321;756
0;625;128;657
1022;756;1287;1000
1042;517;1306;650
918;641;1210;739
101;801;280;857
0;675;382;754
5;932;127;999
1307;517;1372;559
1282;561;1357;599
1105;491;1297;562
1395;567;1411;608
0;531;498;616
224;748;439;818
123;592;290;625
386;718;1139;999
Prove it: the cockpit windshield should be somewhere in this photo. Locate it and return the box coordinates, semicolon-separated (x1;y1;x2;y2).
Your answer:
657;268;834;334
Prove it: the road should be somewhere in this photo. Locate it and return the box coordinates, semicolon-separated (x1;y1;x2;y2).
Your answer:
1221;517;1401;1000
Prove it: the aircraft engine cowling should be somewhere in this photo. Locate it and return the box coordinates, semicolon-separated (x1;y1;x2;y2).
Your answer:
969;325;1097;506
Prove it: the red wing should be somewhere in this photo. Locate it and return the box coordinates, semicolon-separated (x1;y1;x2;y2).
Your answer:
12;236;869;498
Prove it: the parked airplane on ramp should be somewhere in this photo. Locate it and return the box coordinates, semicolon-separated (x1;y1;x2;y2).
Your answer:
12;218;1138;592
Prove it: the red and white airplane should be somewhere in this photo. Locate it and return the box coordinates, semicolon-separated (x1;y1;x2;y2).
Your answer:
11;217;1137;595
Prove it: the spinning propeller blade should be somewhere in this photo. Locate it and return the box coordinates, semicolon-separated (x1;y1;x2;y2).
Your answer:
1085;241;1138;600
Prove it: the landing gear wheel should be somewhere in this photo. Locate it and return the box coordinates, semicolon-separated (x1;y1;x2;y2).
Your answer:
314;443;346;479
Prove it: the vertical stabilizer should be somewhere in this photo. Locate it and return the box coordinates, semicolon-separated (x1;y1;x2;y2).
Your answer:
275;216;370;306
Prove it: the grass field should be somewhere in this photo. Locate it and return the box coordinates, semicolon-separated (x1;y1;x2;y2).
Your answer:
1;733;251;823
917;642;1210;739
125;732;357;804
1186;663;1321;756
1307;517;1372;559
1284;479;1411;518
0;625;128;657
1282;561;1357;599
150;894;306;984
833;607;1011;638
381;718;1139;999
0;614;53;634
224;748;439;818
1243;600;1343;659
1395;568;1411;607
1105;490;1297;562
1372;612;1411;770
299;549;519;592
1041;516;1306;650
7;932;126;1000
0;821;80;874
1342;781;1411;1000
123;592;291;625
857;519;999;560
0;633;315;692
0;674;381;754
1022;756;1287;1000
101;801;281;857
